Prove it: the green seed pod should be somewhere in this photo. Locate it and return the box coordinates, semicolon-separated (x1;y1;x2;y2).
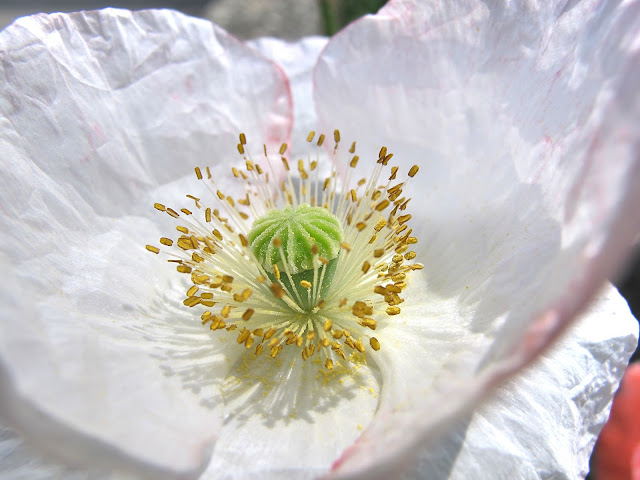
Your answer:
248;204;343;275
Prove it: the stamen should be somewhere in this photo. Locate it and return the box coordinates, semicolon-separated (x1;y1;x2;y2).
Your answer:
149;131;420;372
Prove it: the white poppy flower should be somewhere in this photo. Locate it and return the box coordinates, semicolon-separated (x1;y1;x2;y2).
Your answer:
0;2;638;480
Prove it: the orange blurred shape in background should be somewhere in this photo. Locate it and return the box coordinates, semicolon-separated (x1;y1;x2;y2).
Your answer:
595;363;640;480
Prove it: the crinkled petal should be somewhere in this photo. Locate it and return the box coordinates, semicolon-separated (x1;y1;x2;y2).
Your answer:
202;347;380;480
0;423;109;480
0;8;292;477
248;36;328;156
314;0;640;477
326;282;637;480
407;284;637;479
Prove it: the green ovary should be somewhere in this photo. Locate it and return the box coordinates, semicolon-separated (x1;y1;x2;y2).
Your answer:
248;204;343;274
248;204;343;309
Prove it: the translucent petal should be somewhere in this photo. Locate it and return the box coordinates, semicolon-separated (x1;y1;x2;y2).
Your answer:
248;36;328;156
0;8;292;476
406;285;638;479
202;347;380;480
314;0;640;476
0;423;111;480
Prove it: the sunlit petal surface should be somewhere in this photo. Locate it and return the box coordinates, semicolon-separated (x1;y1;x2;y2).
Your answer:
0;8;291;477
314;0;640;477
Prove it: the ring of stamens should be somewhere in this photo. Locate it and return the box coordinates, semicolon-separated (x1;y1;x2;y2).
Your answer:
147;130;422;371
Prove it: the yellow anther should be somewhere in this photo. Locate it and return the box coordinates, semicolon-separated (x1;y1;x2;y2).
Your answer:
325;358;334;370
279;143;288;155
242;308;255;321
408;165;419;177
237;329;251;344
359;318;377;330
317;133;325;146
386;306;401;315
307;130;315;142
154;203;166;211
270;283;286;298
300;280;312;289
375;199;390;211
239;133;246;145
183;296;201;307
145;245;160;254
323;319;333;332
370;337;381;351
186;286;199;297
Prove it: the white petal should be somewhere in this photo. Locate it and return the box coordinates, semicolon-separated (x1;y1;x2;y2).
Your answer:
0;8;291;214
249;36;329;154
408;284;638;479
314;0;640;476
0;8;292;477
201;347;380;480
0;423;111;479
327;281;637;480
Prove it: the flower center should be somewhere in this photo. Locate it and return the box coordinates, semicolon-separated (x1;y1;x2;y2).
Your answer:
146;130;422;371
248;204;342;311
